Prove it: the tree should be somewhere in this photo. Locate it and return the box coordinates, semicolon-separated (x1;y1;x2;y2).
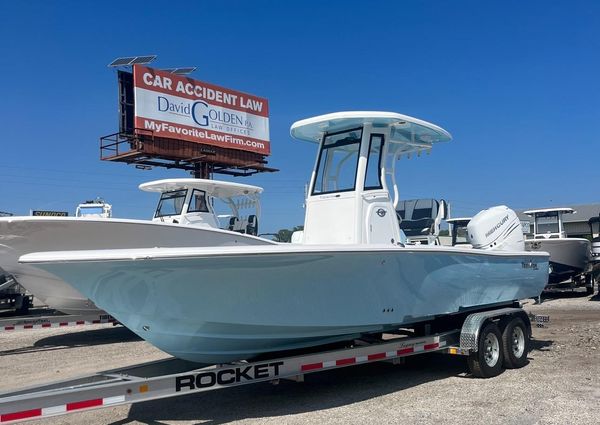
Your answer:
274;225;304;243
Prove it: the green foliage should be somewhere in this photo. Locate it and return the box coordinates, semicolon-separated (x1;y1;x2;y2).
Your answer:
275;225;304;242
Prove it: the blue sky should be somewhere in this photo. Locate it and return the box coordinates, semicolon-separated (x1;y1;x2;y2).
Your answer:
0;1;598;232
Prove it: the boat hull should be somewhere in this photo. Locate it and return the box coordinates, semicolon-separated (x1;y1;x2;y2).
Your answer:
0;217;274;314
26;246;550;363
525;238;591;284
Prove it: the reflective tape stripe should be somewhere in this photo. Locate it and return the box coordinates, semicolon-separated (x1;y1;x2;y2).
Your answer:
301;362;323;371
300;337;442;373
1;395;126;423
336;357;356;366
1;408;42;422
367;352;386;361
103;395;126;405
67;399;103;411
42;405;66;415
1;318;116;332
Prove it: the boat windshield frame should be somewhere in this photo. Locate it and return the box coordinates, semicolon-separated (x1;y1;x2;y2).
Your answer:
533;211;561;235
364;133;385;190
187;189;210;213
77;206;106;216
311;127;363;196
155;189;188;218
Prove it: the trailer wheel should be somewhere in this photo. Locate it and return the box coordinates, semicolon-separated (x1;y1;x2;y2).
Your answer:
501;317;529;369
468;322;504;378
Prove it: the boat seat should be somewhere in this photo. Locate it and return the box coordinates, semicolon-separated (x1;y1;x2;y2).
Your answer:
246;215;258;236
228;217;249;234
396;199;440;237
228;217;239;231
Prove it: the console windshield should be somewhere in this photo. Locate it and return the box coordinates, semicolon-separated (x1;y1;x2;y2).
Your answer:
155;190;187;217
312;128;362;195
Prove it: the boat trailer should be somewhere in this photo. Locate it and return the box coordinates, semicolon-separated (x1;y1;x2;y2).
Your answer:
0;312;117;332
0;306;549;424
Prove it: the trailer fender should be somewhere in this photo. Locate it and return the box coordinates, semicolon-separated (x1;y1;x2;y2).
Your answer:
459;307;527;352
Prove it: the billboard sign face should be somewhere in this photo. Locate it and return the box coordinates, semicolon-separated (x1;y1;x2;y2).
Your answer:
31;210;68;217
133;66;270;155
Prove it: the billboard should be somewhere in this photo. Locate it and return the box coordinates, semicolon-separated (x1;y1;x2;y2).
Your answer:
31;210;68;217
133;66;270;155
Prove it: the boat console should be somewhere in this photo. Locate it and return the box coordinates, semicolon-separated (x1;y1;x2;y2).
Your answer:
140;178;262;236
291;112;452;245
523;208;574;239
75;198;112;218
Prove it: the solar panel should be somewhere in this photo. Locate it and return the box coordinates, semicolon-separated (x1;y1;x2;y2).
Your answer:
108;55;157;67
161;67;197;75
108;57;137;67
130;55;157;65
172;67;197;75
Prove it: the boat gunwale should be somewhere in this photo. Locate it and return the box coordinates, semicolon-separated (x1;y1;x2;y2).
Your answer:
20;244;551;264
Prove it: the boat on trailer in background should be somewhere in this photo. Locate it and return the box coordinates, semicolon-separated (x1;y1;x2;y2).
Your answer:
0;179;274;315
523;208;593;293
22;111;550;364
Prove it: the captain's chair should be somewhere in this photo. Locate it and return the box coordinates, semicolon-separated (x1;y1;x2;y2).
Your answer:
396;199;449;244
246;215;258;236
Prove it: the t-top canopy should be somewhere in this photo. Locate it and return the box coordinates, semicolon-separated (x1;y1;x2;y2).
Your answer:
523;208;576;216
290;111;452;148
139;179;263;199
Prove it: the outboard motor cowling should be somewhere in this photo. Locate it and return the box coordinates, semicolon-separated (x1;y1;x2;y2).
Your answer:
468;205;524;251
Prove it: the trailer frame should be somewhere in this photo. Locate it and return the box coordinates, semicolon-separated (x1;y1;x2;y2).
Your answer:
0;305;549;424
0;312;117;332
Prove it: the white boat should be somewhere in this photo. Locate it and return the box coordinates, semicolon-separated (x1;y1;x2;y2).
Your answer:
75;198;113;218
523;208;592;285
21;111;550;363
0;179;274;315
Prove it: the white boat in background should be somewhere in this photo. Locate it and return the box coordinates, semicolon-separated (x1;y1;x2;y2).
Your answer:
22;111;550;363
0;179;274;315
523;208;591;286
75;198;113;218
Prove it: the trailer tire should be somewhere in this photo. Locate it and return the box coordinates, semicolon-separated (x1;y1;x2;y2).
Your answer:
468;322;504;378
501;317;529;369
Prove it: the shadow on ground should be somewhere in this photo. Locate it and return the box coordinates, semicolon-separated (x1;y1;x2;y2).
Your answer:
541;288;590;301
529;338;553;352
0;326;139;356
0;308;61;319
112;353;467;425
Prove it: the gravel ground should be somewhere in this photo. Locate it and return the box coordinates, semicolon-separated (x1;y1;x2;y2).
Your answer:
1;291;600;425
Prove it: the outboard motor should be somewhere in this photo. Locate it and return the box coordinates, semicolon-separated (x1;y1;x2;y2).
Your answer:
468;206;524;251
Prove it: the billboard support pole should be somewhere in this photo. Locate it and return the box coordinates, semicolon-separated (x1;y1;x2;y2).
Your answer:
193;163;211;179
